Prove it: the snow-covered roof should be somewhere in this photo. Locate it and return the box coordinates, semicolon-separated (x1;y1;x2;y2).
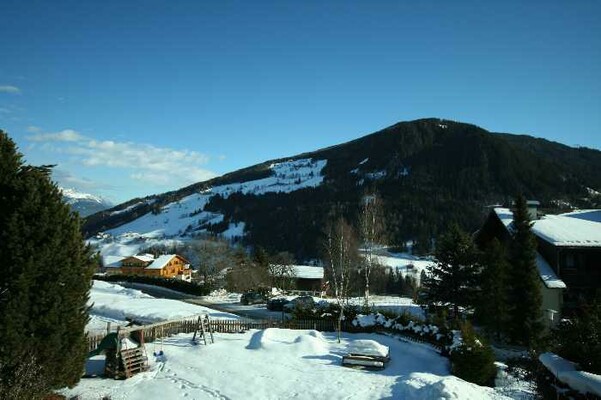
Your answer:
493;208;514;231
146;254;176;270
133;254;155;262
494;207;601;247
533;210;601;247
536;253;566;289
102;255;124;269
291;265;324;280
493;208;567;288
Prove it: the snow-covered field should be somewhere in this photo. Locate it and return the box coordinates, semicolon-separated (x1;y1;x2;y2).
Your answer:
87;281;239;334
66;329;519;400
76;281;536;400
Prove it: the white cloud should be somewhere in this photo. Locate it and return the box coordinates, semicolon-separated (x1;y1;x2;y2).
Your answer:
28;128;217;191
52;168;113;192
27;129;84;142
26;125;42;133
0;85;21;94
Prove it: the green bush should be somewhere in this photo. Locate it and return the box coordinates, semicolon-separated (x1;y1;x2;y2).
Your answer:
94;274;211;296
553;302;601;374
450;322;497;386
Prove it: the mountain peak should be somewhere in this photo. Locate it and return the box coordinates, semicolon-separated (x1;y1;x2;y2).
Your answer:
60;187;113;216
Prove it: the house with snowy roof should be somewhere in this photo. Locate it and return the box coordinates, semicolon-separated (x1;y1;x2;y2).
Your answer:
268;264;325;291
106;253;192;282
476;203;601;324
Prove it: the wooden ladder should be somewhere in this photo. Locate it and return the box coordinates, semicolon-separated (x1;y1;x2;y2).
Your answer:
192;314;214;345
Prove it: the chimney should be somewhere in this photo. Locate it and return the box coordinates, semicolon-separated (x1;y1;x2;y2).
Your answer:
526;200;540;220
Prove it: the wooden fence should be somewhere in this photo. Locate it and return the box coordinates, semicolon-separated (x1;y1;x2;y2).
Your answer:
87;316;434;353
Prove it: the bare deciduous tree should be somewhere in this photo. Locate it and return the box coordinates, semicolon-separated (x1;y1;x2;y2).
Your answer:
359;192;385;308
268;251;296;291
324;217;359;342
183;237;234;286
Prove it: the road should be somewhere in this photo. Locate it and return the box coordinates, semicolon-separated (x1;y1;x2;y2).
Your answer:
119;282;287;321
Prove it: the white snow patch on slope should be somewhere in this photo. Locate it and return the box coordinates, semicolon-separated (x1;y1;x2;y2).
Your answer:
104;158;327;241
365;170;387;180
375;253;435;285
222;222;245;239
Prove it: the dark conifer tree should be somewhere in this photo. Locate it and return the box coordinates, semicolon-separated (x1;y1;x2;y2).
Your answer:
385;269;397;295
0;131;94;397
508;195;543;347
423;223;480;317
476;239;510;340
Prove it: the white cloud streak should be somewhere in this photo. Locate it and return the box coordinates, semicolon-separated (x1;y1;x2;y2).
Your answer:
0;85;21;94
27;129;84;142
27;128;217;189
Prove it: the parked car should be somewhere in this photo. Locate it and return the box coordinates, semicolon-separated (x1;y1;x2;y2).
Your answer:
266;297;290;311
283;296;315;312
240;291;267;305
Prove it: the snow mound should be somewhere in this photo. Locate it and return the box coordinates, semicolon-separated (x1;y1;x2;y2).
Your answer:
396;372;510;400
247;329;329;355
347;339;389;358
293;330;330;355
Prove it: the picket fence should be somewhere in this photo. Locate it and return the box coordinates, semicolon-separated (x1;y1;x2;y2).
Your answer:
87;317;363;352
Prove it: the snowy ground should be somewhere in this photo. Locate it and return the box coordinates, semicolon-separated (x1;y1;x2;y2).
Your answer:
77;282;534;399
88;281;239;334
66;329;520;400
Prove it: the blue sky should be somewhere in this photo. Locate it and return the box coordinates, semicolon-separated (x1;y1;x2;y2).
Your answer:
1;1;600;203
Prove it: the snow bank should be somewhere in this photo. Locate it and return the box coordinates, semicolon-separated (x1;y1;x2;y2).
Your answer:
89;281;239;324
539;352;601;396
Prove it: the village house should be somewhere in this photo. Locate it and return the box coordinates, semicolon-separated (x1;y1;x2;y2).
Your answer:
101;253;192;282
268;264;325;292
476;202;601;325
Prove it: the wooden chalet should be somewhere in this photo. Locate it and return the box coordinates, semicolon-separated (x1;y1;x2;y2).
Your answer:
103;254;192;281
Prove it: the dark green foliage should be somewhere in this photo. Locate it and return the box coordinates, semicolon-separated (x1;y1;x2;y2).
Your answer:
0;131;95;395
94;275;211;296
291;301;361;323
450;322;497;386
423;224;480;317
554;301;601;374
508;195;543;347
476;239;510;339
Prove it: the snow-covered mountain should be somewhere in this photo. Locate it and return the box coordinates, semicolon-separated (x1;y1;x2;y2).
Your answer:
60;188;113;217
84;118;601;259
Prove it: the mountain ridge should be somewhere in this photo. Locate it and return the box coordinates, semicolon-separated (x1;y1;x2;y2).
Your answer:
83;118;601;258
60;187;113;217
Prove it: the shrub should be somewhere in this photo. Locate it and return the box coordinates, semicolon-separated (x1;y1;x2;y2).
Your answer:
553;302;601;374
449;322;497;386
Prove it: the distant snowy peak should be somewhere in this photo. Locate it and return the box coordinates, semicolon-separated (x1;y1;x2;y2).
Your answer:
60;187;113;217
61;187;105;204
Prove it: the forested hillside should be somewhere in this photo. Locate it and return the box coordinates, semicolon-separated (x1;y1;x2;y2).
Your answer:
83;118;601;259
